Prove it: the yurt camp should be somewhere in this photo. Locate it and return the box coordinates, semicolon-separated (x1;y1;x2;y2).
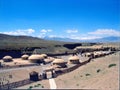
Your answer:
28;54;44;64
21;54;29;60
52;58;66;68
2;55;13;62
68;56;80;64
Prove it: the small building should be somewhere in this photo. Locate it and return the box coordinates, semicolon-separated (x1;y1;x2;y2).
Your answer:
68;56;80;64
52;59;66;68
93;51;104;58
21;54;29;60
28;54;44;64
44;66;55;78
29;71;39;81
2;55;13;62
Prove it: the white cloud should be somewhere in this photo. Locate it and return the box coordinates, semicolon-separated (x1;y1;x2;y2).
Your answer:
27;29;35;34
39;28;120;40
88;29;120;37
0;29;35;36
66;29;78;33
48;35;57;38
65;28;120;40
79;36;102;40
40;29;52;33
38;29;53;38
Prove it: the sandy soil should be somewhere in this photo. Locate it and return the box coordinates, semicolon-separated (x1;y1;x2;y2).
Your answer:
55;51;119;90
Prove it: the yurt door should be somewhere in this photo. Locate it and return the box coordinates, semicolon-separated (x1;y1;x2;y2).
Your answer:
46;71;52;79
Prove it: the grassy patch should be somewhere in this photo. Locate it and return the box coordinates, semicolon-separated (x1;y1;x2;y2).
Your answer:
37;84;41;86
108;64;116;68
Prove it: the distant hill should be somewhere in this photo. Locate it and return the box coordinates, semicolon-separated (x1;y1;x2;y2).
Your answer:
94;36;120;42
44;36;120;43
0;33;68;50
0;34;87;54
44;36;77;42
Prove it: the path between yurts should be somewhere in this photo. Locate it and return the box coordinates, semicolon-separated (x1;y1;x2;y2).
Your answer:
49;78;57;89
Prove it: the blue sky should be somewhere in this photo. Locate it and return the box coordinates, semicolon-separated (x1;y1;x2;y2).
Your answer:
0;0;119;40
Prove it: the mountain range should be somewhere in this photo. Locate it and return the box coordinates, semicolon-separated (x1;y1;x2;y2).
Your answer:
44;36;120;42
0;33;119;44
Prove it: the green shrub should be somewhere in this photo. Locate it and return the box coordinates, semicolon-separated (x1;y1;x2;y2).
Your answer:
85;73;90;76
37;84;41;86
108;64;116;68
29;86;33;88
97;69;101;73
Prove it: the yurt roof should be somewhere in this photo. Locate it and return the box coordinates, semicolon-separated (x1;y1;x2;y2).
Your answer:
3;56;12;59
21;54;29;58
28;54;44;60
69;56;79;61
52;59;65;64
41;54;47;57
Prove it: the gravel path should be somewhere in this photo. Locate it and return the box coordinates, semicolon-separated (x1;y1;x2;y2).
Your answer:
49;78;57;89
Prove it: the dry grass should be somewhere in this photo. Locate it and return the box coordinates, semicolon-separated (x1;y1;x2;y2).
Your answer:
55;51;119;89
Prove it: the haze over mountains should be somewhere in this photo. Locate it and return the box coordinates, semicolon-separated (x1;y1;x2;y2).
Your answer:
44;36;120;42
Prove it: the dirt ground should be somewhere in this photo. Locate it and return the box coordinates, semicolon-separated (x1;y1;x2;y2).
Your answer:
0;51;119;89
16;79;50;89
55;51;119;90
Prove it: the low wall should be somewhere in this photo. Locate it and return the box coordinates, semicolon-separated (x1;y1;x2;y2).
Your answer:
0;79;34;89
